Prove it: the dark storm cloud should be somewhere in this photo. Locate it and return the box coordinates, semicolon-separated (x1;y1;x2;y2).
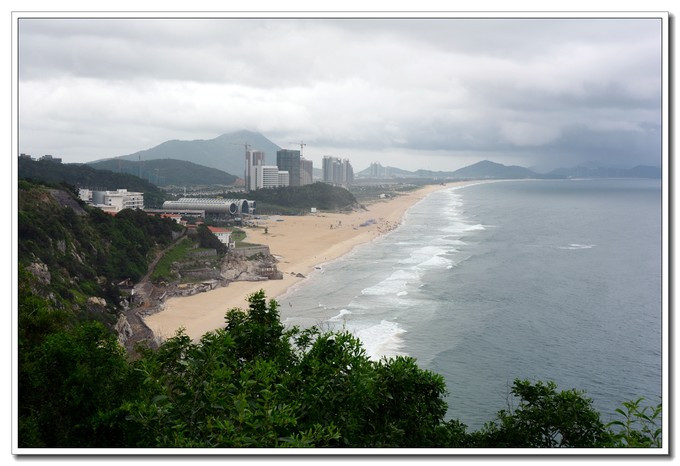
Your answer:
18;16;663;170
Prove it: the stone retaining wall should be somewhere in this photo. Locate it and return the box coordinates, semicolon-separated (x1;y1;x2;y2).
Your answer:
228;245;271;258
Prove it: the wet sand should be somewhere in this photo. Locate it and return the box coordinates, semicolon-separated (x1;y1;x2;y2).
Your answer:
144;181;474;340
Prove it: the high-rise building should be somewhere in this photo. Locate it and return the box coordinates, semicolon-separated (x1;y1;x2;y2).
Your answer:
369;162;386;178
300;158;314;186
322;156;353;186
245;150;265;192
276;150;301;187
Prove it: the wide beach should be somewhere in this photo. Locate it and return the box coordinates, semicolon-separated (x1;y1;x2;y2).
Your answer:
144;181;473;340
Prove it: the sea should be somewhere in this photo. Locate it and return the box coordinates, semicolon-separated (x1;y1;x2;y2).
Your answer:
277;178;663;429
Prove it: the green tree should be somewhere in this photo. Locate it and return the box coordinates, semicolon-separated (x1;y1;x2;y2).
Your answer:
121;290;459;447
19;322;132;447
606;398;662;447
471;379;611;447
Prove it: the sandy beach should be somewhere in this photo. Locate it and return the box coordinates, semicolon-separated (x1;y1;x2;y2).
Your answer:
144;181;474;340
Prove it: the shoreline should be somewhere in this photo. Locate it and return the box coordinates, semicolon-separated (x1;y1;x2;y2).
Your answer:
143;181;476;341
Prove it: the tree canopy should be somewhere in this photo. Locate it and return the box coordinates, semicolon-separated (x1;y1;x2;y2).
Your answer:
17;289;662;449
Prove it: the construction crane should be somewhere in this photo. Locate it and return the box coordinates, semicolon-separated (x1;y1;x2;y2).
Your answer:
289;141;306;156
230;141;251;153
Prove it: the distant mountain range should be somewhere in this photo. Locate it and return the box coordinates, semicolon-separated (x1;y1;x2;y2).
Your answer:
88;158;238;187
357;160;557;180
92;129;661;183
357;160;661;180
547;165;661;179
93;130;283;179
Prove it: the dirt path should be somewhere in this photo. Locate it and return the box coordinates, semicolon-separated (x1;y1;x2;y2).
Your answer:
123;231;186;353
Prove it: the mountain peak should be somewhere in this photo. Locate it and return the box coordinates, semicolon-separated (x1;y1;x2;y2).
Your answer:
105;130;282;177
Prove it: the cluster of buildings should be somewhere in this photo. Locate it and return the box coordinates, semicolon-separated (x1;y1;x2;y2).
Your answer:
78;188;145;214
368;162;392;179
244;149;314;191
322;156;354;186
20;153;63;163
245;148;353;191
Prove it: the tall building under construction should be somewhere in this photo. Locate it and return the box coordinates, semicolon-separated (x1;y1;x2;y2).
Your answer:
276;149;301;187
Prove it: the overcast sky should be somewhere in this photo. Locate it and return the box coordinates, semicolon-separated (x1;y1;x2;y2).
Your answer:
17;16;663;172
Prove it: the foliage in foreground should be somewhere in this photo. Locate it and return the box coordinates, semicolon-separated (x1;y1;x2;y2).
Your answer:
17;290;662;448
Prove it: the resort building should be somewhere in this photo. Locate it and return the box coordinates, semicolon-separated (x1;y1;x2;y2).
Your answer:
80;188;144;212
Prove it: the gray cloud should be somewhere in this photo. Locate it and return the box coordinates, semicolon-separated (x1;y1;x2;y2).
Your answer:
18;16;663;171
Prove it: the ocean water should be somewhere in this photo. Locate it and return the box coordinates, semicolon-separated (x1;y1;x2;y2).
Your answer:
278;179;662;429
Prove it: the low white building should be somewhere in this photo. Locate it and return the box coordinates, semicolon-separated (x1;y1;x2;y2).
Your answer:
255;165;289;189
80;188;144;213
78;188;93;203
102;189;144;210
207;226;235;248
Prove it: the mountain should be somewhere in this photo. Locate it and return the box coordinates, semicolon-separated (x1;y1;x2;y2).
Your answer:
548;164;662;179
449;160;537;179
18;156;167;208
104;130;282;178
355;165;422;178
357;160;545;180
88;158;238;187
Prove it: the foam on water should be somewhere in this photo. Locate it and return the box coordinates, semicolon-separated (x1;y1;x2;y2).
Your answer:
354;320;407;360
329;309;352;321
558;243;596;250
416;255;453;269
361;269;420;296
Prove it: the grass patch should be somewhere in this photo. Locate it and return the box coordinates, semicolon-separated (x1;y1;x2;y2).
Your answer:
151;238;194;283
231;228;247;243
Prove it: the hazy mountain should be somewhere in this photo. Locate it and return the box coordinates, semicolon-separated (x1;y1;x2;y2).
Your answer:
549;164;661;179
88;158;238;187
101;130;282;178
355;165;419;178
357;160;543;180
449;160;537;179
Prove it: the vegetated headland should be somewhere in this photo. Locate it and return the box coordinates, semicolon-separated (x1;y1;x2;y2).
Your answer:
16;153;662;449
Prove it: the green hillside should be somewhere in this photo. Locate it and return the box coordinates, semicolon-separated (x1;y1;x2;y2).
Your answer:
88;158;238;187
18;157;167;208
224;182;359;215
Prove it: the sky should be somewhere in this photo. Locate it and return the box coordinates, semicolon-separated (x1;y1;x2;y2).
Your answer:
17;15;664;172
